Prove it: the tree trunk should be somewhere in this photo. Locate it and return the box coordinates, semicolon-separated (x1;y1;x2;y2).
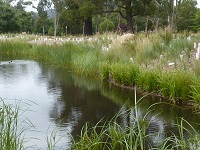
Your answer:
117;14;121;33
168;0;174;31
125;0;133;33
54;17;57;36
95;15;100;33
84;17;93;35
155;18;159;32
145;16;149;34
42;24;45;36
106;13;108;33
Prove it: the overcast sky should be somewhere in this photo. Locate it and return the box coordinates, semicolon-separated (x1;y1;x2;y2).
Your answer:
24;0;38;12
25;0;200;12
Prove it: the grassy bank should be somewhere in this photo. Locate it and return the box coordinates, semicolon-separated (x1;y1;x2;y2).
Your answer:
1;32;200;106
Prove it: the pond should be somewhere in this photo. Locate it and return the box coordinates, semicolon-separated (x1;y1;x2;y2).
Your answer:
0;59;199;149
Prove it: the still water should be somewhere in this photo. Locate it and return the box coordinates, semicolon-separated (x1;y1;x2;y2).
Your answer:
0;60;199;149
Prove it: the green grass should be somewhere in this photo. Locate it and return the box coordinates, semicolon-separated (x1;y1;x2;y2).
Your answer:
0;99;32;150
2;32;200;149
0;32;200;105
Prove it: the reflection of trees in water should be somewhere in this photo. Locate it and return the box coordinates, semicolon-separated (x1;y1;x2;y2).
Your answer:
37;63;120;140
37;62;199;148
102;85;200;148
117;105;193;148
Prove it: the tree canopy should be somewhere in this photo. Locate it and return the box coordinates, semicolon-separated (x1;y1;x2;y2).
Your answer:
0;0;199;35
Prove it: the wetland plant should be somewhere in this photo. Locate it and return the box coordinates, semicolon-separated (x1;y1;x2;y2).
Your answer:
0;99;30;150
0;32;200;105
71;90;200;150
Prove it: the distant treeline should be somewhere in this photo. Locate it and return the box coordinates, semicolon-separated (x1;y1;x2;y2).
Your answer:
0;0;199;35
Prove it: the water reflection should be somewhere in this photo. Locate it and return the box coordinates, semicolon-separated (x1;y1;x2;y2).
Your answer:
0;60;199;149
0;60;120;149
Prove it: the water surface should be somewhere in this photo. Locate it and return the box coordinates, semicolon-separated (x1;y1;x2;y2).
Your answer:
0;60;199;149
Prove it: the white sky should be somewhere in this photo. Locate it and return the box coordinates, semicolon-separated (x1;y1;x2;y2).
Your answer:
196;0;200;8
25;0;39;12
25;0;200;12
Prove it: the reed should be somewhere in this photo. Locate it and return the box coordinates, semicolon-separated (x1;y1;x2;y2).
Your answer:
157;70;192;102
136;68;160;92
71;50;100;77
71;101;149;149
108;62;139;86
0;99;29;150
0;40;32;56
190;76;200;105
0;32;200;104
71;91;200;150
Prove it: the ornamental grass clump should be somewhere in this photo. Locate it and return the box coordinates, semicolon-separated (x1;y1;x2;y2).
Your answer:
157;70;192;102
136;68;160;92
167;71;192;101
100;61;110;81
108;63;139;86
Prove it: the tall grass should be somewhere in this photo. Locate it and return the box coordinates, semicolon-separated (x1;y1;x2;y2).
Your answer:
137;68;160;92
0;99;30;150
71;92;149;150
0;32;200;104
157;70;192;102
108;62;139;86
0;40;32;57
71;90;200;150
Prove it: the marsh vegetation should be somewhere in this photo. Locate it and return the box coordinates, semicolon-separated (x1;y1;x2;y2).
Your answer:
1;31;200;149
1;31;200;105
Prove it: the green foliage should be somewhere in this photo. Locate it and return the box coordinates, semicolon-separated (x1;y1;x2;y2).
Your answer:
109;63;139;86
137;68;159;92
190;76;200;104
48;27;54;36
0;2;20;33
99;20;115;33
100;62;110;80
0;40;32;56
194;9;200;32
177;0;197;31
157;70;192;101
79;3;97;19
0;32;199;104
159;29;173;45
71;105;148;150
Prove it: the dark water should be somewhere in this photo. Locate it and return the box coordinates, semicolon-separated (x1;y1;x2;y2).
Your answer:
0;60;199;149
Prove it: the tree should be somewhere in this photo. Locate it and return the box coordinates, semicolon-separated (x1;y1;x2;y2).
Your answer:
194;9;200;31
45;0;64;36
133;0;157;33
177;0;197;31
64;0;105;35
112;0;134;32
60;9;82;34
0;0;20;33
14;0;33;32
37;0;48;35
